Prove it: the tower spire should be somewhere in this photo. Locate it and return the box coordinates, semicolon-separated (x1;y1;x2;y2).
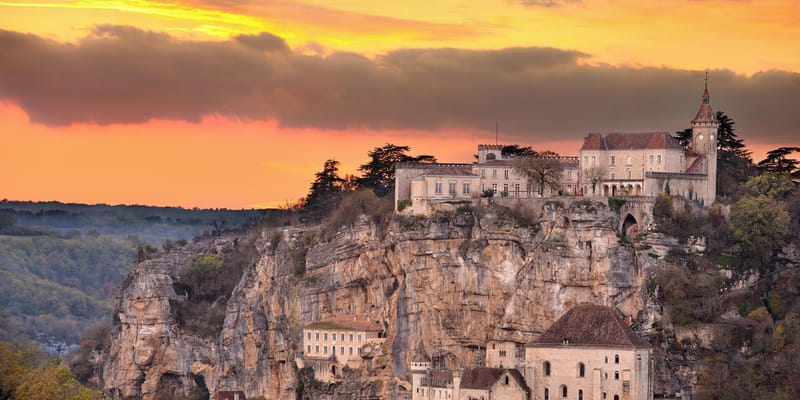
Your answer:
702;71;710;104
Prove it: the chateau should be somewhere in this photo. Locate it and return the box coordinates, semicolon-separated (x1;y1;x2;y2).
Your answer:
298;316;384;383
395;83;718;214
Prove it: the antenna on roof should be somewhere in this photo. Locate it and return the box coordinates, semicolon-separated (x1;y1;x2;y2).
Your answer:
704;70;708;90
495;121;499;145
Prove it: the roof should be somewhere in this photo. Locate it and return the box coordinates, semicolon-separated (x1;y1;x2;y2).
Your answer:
478;157;579;168
217;391;247;400
580;132;684;151
478;144;505;150
532;304;650;348
304;316;382;332
691;84;717;124
425;370;454;388
421;167;478;177
459;368;529;392
685;154;706;173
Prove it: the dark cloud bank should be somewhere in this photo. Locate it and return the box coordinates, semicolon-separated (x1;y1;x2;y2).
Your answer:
0;26;798;144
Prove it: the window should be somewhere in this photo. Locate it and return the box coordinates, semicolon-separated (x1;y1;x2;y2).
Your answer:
611;171;615;180
307;345;311;353
316;332;319;340
492;169;497;178
503;184;508;193
307;332;311;340
579;389;583;400
579;363;585;377
544;361;551;376
448;182;456;194
349;347;353;355
626;156;631;165
504;170;509;179
567;170;572;180
657;155;662;164
592;156;596;166
615;354;619;364
324;333;327;341
315;345;319;353
605;356;608;363
515;184;520;194
492;183;497;194
463;183;470;194
649;155;653;165
499;350;507;357
324;346;327;354
481;169;486;178
544;388;549;400
614;371;619;380
435;182;442;194
358;334;362;342
562;385;568;398
611;156;616;165
349;334;353;341
584;156;588;165
614;396;619;400
341;333;344;341
626;169;631;179
341;346;344;355
504;376;509;385
332;346;335;355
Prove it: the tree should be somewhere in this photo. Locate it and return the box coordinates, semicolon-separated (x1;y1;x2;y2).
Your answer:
304;159;346;218
513;153;564;197
583;165;607;195
673;128;693;149
716;111;755;202
501;145;537;157
758;146;800;181
745;173;796;199
357;144;436;198
729;195;790;270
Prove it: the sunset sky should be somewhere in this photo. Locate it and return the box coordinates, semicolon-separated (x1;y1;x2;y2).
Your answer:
1;0;799;208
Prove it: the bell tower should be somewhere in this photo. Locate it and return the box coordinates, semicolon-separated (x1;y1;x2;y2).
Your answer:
690;72;718;204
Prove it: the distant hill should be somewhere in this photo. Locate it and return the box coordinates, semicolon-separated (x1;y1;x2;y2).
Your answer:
0;200;280;351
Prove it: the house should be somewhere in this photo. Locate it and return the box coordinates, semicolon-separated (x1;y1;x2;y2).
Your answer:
459;367;530;400
394;81;718;213
216;391;247;400
524;304;652;400
300;316;383;382
485;341;524;369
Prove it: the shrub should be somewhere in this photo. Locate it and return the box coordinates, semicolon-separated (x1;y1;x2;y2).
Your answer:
397;198;412;212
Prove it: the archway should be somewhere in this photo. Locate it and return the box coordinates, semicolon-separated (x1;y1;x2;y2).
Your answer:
621;214;640;238
331;365;336;376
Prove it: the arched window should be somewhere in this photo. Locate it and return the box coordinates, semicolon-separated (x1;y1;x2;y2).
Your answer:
614;371;619;380
561;385;568;398
579;389;583;400
614;396;619;400
504;376;509;385
543;361;551;376
614;354;619;364
544;388;549;400
578;362;585;378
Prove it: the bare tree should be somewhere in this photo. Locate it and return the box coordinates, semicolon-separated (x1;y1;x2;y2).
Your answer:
513;154;564;197
584;165;608;195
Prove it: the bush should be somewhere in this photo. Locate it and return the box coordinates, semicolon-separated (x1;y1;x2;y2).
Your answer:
397;198;412;212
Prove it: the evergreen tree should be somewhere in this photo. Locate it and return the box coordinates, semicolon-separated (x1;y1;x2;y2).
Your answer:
304;159;345;219
673;128;693;149
357;144;436;198
758;146;800;181
715;111;755;202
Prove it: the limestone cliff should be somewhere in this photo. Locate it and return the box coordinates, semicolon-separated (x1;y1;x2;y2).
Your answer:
103;199;683;400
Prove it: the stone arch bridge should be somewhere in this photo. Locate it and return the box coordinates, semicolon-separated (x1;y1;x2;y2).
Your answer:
617;197;656;238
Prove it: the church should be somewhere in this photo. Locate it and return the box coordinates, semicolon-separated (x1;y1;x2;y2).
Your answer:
394;82;719;213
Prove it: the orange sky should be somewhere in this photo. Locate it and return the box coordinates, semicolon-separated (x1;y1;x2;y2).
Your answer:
1;0;798;208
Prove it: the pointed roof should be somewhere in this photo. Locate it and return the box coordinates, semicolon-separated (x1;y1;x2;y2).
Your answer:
459;368;530;393
691;78;717;124
531;304;650;348
580;132;683;151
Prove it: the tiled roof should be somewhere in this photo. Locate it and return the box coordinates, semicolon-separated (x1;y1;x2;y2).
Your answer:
422;167;478;177
478;144;505;150
425;370;454;388
477;159;514;167
580;132;683;151
304;316;382;332
691;103;716;124
532;304;649;348
685;155;706;173
459;368;529;392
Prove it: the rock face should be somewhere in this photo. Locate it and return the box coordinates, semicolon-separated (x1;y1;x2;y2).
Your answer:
104;200;673;400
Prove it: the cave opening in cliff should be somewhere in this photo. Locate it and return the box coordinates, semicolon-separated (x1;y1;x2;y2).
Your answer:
621;214;640;238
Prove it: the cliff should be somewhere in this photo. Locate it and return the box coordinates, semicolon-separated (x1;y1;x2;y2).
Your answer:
102;199;681;399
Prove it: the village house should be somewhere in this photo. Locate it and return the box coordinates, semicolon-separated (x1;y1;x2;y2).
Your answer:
395;82;718;214
299;316;383;383
459;367;530;400
524;304;652;400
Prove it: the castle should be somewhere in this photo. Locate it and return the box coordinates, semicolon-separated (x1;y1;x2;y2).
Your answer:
395;83;718;214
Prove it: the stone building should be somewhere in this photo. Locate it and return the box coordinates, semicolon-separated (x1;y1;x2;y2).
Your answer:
394;82;718;213
485;341;525;369
524;304;652;400
299;316;382;382
459;367;530;400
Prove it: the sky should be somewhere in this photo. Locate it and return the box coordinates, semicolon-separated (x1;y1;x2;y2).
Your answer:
1;0;798;209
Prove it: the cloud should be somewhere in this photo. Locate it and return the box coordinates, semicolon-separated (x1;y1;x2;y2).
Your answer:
0;26;798;145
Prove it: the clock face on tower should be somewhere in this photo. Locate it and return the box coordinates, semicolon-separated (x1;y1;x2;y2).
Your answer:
698;134;703;141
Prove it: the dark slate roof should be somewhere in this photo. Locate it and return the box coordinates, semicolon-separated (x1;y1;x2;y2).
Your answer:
459;368;529;392
580;132;683;151
426;370;454;388
304;316;382;332
532;304;650;348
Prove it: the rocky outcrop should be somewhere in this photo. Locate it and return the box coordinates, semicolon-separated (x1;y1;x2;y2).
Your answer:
104;200;677;400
